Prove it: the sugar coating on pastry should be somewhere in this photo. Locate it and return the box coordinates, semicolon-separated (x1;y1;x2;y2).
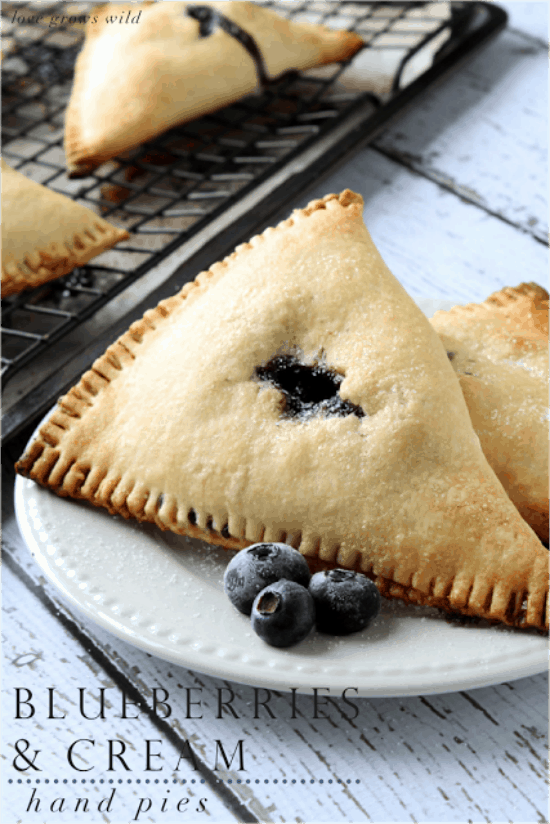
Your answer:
16;191;548;631
1;160;129;297
431;283;549;544
65;1;364;176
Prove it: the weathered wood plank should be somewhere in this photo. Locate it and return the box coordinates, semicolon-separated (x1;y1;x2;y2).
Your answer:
499;0;549;44
373;25;548;241
1;560;247;824
286;147;547;304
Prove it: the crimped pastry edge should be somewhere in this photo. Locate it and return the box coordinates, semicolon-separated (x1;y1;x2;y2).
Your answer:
432;282;549;327
15;191;549;632
2;219;129;297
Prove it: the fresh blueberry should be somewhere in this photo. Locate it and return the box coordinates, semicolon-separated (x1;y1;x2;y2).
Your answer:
309;569;381;635
223;542;311;615
251;580;315;648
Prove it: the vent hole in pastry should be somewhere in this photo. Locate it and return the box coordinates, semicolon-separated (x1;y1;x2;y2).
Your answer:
188;509;197;525
255;355;364;420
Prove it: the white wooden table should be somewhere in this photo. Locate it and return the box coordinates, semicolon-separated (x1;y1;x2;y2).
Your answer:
2;3;548;822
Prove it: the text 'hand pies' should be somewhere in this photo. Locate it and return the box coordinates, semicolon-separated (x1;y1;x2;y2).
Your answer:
16;191;548;631
65;1;364;177
1;160;129;297
431;283;549;544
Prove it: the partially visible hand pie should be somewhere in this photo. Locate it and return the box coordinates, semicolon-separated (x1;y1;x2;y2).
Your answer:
1;160;129;297
16;191;548;631
65;1;364;176
431;284;549;544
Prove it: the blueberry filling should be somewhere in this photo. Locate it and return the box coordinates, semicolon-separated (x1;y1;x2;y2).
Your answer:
255;355;364;420
186;4;217;36
186;5;269;84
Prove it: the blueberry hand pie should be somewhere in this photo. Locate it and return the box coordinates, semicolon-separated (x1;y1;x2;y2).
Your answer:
16;191;548;631
1;160;129;297
65;1;364;177
431;284;549;544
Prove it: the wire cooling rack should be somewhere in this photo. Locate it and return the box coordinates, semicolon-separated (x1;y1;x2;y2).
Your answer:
1;1;507;441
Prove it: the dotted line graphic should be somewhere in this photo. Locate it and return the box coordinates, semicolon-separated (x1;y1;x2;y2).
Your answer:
8;778;360;785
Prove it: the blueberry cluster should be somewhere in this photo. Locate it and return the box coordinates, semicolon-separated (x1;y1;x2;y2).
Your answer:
223;543;381;648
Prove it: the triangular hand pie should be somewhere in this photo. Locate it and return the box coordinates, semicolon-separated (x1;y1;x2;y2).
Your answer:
65;1;364;176
431;283;549;544
1;160;129;297
16;191;548;631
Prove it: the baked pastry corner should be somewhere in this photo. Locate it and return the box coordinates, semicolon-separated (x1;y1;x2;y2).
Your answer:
1;160;129;297
431;283;549;544
64;1;364;176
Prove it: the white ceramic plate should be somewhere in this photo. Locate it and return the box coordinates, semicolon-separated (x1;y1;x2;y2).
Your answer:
14;300;548;697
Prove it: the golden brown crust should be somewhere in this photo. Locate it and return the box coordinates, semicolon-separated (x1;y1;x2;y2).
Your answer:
64;1;363;176
16;192;548;631
1;160;129;296
434;282;548;347
431;283;549;544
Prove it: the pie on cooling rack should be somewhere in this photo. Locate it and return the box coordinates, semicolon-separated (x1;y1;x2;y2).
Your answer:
431;283;549;545
16;190;548;631
65;1;364;177
1;160;129;297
